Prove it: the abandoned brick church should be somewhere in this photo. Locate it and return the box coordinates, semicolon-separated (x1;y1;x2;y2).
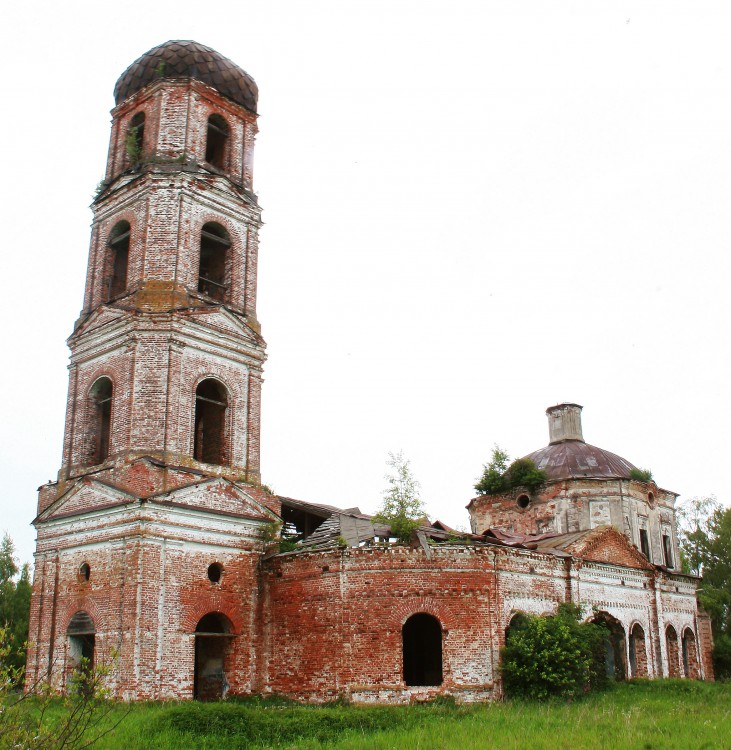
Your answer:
27;41;713;702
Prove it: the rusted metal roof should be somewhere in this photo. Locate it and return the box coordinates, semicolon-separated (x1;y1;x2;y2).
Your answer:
114;40;258;113
525;440;637;481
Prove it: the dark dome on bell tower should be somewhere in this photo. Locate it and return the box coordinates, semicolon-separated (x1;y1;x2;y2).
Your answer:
114;40;258;113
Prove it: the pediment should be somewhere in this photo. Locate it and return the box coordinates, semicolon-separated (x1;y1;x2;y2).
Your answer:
69;307;133;342
181;307;263;345
566;526;653;570
149;477;278;521
36;479;136;523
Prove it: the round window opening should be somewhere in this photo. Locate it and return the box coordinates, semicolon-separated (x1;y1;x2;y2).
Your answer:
79;563;91;582
207;563;223;584
516;494;531;510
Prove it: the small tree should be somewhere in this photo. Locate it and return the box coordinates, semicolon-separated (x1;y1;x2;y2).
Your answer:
0;534;31;673
501;604;608;700
0;627;126;749
677;497;731;678
374;452;426;543
474;445;510;495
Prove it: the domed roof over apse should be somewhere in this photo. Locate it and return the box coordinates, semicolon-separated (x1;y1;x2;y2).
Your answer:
525;440;638;482
114;40;258;114
524;403;639;482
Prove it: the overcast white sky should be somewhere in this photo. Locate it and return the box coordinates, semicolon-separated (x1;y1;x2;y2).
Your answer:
1;0;730;565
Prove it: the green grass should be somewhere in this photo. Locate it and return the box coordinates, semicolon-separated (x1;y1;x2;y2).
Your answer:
71;681;731;749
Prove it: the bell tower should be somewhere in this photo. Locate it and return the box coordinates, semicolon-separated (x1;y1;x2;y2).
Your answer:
58;39;265;485
28;42;280;700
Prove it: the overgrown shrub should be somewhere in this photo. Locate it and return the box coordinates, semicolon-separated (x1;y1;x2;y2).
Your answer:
474;447;546;496
629;467;653;482
501;604;608;700
505;458;547;492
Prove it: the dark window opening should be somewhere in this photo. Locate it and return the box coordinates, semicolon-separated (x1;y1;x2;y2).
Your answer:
205;114;229;168
682;630;699;678
79;563;91;582
639;528;650;559
592;612;626;680
516;494;530;509
194;379;228;466
194;612;233;701
90;377;113;464
198;223;231;302
662;534;673;568
207;563;223;583
107;221;130;300
126;111;145;163
403;613;443;687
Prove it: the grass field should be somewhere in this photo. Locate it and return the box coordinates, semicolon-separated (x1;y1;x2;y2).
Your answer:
47;680;731;749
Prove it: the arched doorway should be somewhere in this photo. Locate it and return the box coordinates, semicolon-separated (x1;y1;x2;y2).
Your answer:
666;625;680;677
628;623;648;678
505;611;530;645
592;612;626;680
194;612;234;700
402;613;443;687
66;611;95;688
682;628;700;679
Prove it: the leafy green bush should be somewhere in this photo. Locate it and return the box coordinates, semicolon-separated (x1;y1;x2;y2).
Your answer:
505;458;547;492
501;604;608;700
474;447;546;496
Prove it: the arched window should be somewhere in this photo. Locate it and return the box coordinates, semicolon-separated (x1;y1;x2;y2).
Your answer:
90;377;113;464
681;628;699;679
198;223;230;302
629;623;648;677
126;111;145;163
107;221;130;300
402;613;443;687
205;114;228;168
194;612;233;700
666;625;680;677
194;379;228;466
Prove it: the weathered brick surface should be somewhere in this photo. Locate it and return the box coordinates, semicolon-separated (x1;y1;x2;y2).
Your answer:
27;43;713;703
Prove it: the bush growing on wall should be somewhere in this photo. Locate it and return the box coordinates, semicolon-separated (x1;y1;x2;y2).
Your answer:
474;447;546;496
501;604;608;700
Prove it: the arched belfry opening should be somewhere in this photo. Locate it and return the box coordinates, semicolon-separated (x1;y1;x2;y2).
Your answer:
194;379;228;465
89;377;113;464
592;612;626;680
126;111;145;163
194;612;234;700
66;611;95;680
198;223;231;303
205;114;229;168
107;221;130;300
403;613;443;687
